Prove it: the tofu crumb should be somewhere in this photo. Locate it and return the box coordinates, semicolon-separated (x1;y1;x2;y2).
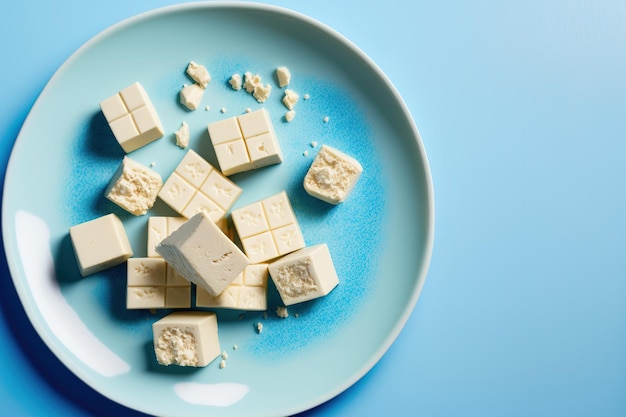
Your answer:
229;73;242;90
282;89;299;110
255;322;263;334
310;141;318;148
186;61;211;88
174;121;190;149
150;162;156;167
219;359;226;369
304;94;310;100
294;313;299;318
285;110;296;122
233;344;238;350
205;105;210;111
221;107;227;113
303;150;309;157
221;351;228;360
276;306;289;318
245;108;252;113
323;116;330;123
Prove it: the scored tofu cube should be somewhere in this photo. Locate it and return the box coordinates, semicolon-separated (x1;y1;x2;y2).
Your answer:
196;264;268;311
153;311;220;367
69;213;133;277
268;244;339;306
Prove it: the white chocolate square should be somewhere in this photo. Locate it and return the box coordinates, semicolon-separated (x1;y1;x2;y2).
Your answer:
147;216;186;257
104;156;162;216
158;150;242;220
206;109;282;176
153;311;220;367
196;264;268;311
100;82;164;153
156;212;250;296
232;191;304;263
268;244;339;305
126;257;191;309
303;145;363;204
69;213;133;277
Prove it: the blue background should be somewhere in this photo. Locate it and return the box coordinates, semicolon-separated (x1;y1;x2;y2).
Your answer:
2;0;625;416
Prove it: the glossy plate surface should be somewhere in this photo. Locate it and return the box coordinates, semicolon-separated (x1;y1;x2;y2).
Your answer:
2;3;433;416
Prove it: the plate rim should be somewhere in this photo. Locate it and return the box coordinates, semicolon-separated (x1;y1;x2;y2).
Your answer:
1;1;435;415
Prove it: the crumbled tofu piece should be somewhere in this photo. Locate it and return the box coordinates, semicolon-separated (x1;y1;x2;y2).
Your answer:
253;83;272;103
233;344;238;350
153;312;220;367
303;145;363;204
243;72;261;93
255;322;263;334
221;107;227;113
219;359;226;369
303;94;310;100
155;212;250;296
221;351;229;360
180;83;204;110
175;121;190;149
243;72;272;103
99;82;164;153
285;110;296;122
276;66;291;87
310;141;318;148
186;61;211;88
303;150;309;157
323;116;330;123
268;244;339;306
229;73;242;90
105;156;162;215
282;89;299;110
69;213;133;277
276;306;289;318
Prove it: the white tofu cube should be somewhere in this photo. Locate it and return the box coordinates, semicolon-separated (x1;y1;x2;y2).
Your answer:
303;145;363;204
104;156;162;216
153;311;220;367
207;109;282;176
196;264;268;311
155;212;250;296
69;214;133;277
126;258;191;309
231;191;305;263
100;82;164;153
268;244;339;305
158;150;242;221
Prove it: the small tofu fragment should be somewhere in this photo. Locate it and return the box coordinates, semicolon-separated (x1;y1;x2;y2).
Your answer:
175;121;190;149
229;73;242;90
69;214;133;277
268;244;339;306
196;264;269;311
99;82;164;153
156;212;250;296
180;83;204;110
153;311;220;367
231;191;305;263
186;61;211;88
303;145;363;204
285;110;296;122
243;72;271;103
276;66;291;87
105;156;162;215
282;89;298;110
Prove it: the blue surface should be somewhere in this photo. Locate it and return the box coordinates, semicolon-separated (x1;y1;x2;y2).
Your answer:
1;0;626;416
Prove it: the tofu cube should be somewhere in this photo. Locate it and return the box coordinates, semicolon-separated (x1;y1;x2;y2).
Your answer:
69;214;133;277
231;191;305;263
196;264;268;311
100;82;164;153
152;311;220;367
104;156;162;215
303;145;363;204
126;258;191;309
207;108;282;176
157;150;242;221
268;244;339;306
155;212;250;296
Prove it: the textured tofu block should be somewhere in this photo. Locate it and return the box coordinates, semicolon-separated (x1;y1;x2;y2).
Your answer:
155;212;250;296
268;244;339;305
153;311;220;367
303;145;363;204
126;258;191;309
157;150;242;221
196;264;268;311
104;156;162;215
100;82;164;153
231;191;305;263
69;214;133;277
207;108;282;176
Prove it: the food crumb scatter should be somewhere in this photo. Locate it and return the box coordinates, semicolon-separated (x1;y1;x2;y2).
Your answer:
255;322;263;334
219;359;226;369
285;110;295;122
303;94;310;100
245;108;252;113
310;141;318;148
323;116;330;123
229;73;242;90
233;344;238;350
150;162;156;167
303;151;309;157
205;106;210;111
276;306;289;318
174;121;190;149
220;107;227;113
294;313;299;318
221;351;228;360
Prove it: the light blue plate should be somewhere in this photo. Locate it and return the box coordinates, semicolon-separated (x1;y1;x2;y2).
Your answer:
2;3;433;416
